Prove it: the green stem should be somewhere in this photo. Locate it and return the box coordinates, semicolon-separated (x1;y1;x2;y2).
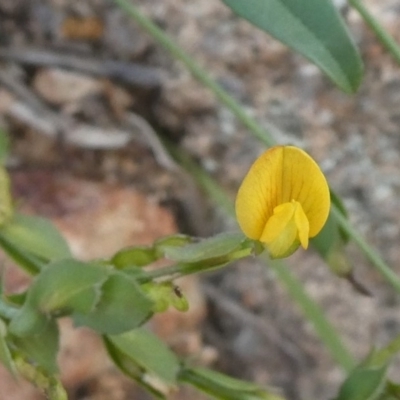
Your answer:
331;206;400;293
371;333;400;366
113;0;275;148
268;257;355;371
349;0;400;65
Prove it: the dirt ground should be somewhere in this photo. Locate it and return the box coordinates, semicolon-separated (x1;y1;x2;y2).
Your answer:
1;0;400;399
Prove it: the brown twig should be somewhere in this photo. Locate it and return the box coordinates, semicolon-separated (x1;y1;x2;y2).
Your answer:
0;47;163;88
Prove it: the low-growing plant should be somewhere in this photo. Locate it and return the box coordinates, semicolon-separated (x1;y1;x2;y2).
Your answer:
1;0;400;399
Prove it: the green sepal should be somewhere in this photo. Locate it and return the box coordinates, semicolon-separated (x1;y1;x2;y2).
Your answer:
162;232;247;264
143;282;189;313
111;245;158;269
222;0;363;93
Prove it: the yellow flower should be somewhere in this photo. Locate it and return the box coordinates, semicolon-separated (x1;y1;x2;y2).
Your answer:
235;146;330;259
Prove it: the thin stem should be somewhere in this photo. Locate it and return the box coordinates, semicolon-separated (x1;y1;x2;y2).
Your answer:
268;257;355;371
371;333;400;366
349;0;400;65
331;206;400;294
113;0;276;148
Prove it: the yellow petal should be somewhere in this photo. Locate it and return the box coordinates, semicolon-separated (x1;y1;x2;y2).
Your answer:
235;146;283;240
260;200;309;258
235;145;330;246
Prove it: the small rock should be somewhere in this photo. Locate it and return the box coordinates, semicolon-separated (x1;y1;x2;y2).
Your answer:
33;68;102;106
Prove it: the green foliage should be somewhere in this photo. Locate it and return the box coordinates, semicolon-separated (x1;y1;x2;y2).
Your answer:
334;355;388;400
73;270;154;334
106;328;180;397
0;213;71;261
222;0;363;93
0;318;15;375
179;366;284;400
1;0;400;399
11;320;59;374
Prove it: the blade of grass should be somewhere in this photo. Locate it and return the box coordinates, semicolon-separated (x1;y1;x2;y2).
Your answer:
172;143;355;371
113;0;275;148
349;0;400;65
114;0;400;299
331;207;400;293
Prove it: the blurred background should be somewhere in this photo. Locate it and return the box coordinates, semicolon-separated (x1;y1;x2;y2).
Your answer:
1;0;400;399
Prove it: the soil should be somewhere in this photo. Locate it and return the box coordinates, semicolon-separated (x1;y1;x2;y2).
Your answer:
1;1;400;399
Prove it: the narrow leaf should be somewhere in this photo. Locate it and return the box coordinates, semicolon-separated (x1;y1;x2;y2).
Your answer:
179;366;284;400
222;0;363;92
0;213;71;261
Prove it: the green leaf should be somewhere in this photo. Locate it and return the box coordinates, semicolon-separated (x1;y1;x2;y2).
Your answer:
222;0;363;93
335;363;388;400
0;213;71;261
73;271;154;334
0;231;44;275
0;129;10;165
162;232;246;263
9;259;109;336
179;366;284;400
107;328;180;388
0;318;16;375
11;319;59;374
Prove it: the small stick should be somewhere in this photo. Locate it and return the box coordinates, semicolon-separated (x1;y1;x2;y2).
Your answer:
0;47;163;88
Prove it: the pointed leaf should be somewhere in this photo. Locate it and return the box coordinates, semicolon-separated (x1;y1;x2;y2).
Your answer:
179;366;284;400
222;0;363;93
335;363;388;400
